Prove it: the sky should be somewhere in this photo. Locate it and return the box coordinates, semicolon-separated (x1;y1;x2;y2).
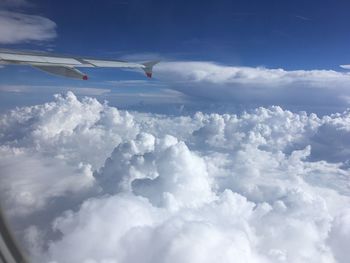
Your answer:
1;0;350;114
2;0;350;68
1;1;350;263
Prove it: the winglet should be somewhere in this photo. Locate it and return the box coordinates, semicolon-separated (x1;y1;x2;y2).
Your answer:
142;61;160;78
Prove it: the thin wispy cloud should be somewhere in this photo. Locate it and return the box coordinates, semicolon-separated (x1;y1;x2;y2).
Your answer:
0;10;56;44
0;0;29;7
293;14;312;21
0;84;111;95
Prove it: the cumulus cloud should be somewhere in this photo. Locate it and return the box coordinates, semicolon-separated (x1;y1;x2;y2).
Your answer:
154;61;350;112
0;10;56;44
328;209;350;262
1;92;350;263
0;148;95;216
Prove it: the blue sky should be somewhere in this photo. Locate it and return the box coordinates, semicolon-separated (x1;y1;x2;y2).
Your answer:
5;0;350;69
1;0;350;113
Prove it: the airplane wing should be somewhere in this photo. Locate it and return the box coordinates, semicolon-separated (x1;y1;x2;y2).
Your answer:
0;49;159;80
32;65;89;80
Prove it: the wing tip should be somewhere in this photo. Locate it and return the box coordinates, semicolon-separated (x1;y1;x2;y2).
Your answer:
142;60;159;79
82;75;88;80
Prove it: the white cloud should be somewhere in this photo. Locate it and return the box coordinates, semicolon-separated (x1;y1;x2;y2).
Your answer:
0;10;56;44
0;148;95;216
340;65;350;70
328;209;350;263
47;192;266;263
156;61;350;87
154;61;350;111
0;92;138;168
95;133;215;209
1;92;350;262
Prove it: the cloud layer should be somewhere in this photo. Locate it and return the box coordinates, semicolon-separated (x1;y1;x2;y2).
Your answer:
0;92;350;263
0;10;56;44
154;61;350;113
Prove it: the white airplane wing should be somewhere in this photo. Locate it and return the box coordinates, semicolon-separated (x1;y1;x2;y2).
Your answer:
0;49;159;80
